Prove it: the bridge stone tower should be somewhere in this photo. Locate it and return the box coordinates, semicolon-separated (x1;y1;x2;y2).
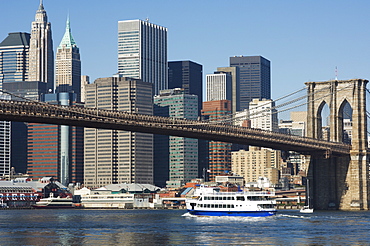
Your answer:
306;79;369;210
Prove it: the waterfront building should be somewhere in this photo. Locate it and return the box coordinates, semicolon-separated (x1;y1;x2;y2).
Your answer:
231;147;280;185
217;67;240;114
201;100;232;181
84;76;153;188
55;17;81;102
230;56;270;110
27;93;84;185
28;0;54;92
118;19;167;96
154;88;198;188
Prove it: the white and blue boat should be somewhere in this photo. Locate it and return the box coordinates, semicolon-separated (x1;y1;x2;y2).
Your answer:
185;185;277;217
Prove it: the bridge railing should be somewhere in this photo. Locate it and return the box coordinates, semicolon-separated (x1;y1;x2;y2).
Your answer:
0;99;351;155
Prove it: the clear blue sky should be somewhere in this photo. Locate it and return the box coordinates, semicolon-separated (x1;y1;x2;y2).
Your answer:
1;0;370;101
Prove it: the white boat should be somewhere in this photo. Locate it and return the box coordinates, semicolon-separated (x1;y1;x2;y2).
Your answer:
32;193;73;209
78;193;134;209
300;206;314;213
185;185;277;217
300;179;314;213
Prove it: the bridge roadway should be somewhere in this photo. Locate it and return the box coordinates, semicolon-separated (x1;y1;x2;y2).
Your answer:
0;99;350;155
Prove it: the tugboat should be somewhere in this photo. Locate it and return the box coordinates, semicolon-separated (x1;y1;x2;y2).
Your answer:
186;185;277;217
32;193;73;209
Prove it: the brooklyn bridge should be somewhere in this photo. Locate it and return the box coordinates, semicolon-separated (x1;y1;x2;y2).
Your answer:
0;79;369;210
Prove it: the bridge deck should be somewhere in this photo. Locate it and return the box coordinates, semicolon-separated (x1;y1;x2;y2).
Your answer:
0;99;350;155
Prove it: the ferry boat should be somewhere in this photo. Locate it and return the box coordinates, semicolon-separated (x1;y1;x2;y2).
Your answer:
32;193;73;209
185;185;277;217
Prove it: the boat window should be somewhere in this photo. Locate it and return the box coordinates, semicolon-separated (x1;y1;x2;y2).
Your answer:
227;204;231;208
223;204;226;208
211;204;215;208
227;197;231;200
236;196;245;201
231;205;235;208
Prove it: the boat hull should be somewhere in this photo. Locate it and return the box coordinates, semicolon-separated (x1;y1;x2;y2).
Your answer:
32;205;74;209
187;209;276;217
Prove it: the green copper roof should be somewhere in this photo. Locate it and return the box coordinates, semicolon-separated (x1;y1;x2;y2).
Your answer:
58;17;77;49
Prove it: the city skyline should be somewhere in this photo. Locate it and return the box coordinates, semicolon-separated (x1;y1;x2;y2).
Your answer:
1;1;370;103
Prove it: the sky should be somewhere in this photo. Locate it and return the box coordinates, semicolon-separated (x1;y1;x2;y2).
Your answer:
1;0;370;106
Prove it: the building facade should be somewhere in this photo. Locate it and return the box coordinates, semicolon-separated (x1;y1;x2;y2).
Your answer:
231;147;280;185
0;33;31;177
168;61;202;114
217;67;240;114
84;76;153;188
80;75;89;103
27;93;84;185
0;32;30;89
154;88;198;188
118;19;167;96
201;100;232;181
230;56;270;110
206;72;232;103
28;1;54;92
249;98;278;132
55;17;81;102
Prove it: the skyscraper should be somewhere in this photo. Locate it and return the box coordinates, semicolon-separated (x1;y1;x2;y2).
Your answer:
230;56;270;110
206;72;232;102
201;100;232;181
154;88;198;188
168;61;202;114
168;61;206;181
217;67;240;114
118;19;167;95
0;32;31;177
84;76;153;187
55;17;81;102
28;0;54;92
27;93;84;185
0;32;30;89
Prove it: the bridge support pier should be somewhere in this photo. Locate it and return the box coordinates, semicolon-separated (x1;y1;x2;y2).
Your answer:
309;152;370;210
306;79;370;210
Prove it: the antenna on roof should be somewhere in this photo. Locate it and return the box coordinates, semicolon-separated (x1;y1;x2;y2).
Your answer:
145;17;149;22
335;66;338;80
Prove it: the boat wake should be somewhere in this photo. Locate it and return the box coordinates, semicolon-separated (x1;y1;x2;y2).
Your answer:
278;213;310;219
182;212;197;217
182;212;274;222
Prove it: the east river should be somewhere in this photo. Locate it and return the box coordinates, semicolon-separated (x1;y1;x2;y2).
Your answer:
0;209;369;245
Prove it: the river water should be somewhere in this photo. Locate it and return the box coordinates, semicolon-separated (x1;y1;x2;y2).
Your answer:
0;209;369;245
